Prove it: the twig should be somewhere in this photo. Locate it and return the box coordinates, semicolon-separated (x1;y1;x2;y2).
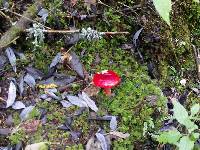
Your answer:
2;8;51;29
25;29;129;35
192;45;200;80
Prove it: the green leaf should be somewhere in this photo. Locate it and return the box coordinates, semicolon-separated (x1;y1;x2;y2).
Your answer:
157;130;181;144
193;0;199;3
172;100;189;125
172;100;198;131
192;133;200;139
190;103;200;117
177;136;194;150
153;0;172;26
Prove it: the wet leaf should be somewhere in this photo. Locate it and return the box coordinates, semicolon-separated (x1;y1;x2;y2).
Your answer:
109;131;130;139
110;116;117;131
0;128;12;135
18;75;24;96
95;133;107;150
38;8;48;22
25;67;44;80
25;142;49;150
6;81;16;108
12;101;26;110
49;52;61;68
5;47;17;72
60;100;73;108
24;74;36;88
20;106;34;121
67;95;88;107
133;28;143;48
81;92;98;112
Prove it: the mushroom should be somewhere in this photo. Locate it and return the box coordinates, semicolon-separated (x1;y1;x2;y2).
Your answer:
92;70;121;95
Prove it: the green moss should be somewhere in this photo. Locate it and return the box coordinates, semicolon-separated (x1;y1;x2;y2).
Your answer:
9;130;26;145
65;144;84;150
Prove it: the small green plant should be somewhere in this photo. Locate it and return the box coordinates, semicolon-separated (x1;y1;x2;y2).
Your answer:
155;100;200;150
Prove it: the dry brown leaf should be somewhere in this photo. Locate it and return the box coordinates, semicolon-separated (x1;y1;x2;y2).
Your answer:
83;85;100;97
21;120;41;133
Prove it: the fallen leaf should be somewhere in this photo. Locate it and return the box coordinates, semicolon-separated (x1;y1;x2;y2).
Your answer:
20;106;35;121
109;131;130;139
67;95;88;107
38;8;48;22
5;47;17;72
60;100;73;108
133;28;143;48
71;0;78;6
12;101;26;110
110;116;117;131
83;84;100;97
18;75;24;96
6;81;16;108
49;52;61;68
0;128;12;135
62;52;84;78
81;92;98;112
24;73;36;88
95;133;107;150
25;67;44;80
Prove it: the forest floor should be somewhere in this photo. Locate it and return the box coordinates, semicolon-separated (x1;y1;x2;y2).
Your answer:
0;0;200;150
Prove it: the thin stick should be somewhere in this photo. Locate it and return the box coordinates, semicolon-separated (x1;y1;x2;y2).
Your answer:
2;8;51;29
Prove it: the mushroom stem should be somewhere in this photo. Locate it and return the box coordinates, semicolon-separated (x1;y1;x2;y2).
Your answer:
103;88;111;95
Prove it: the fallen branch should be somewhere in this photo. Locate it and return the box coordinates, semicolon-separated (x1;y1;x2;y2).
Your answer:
0;0;44;50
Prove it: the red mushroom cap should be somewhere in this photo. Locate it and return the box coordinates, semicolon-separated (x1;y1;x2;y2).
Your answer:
92;70;120;88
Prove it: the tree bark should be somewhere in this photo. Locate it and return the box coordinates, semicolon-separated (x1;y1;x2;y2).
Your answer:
0;0;44;50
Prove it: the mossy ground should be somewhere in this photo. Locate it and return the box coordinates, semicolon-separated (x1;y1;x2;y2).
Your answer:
0;0;200;149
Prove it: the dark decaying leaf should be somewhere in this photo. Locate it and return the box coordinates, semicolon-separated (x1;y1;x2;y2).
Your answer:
45;91;61;100
18;75;24;96
0;55;7;69
12;101;26;110
67;95;88;107
25;67;44;80
0;128;12;135
49;52;61;68
133;28;143;48
6;81;17;108
80;92;98;112
110;116;117;131
39;76;76;87
68;52;84;78
60;100;73;108
95;133;108;150
5;47;17;72
20;106;35;121
24;74;36;88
